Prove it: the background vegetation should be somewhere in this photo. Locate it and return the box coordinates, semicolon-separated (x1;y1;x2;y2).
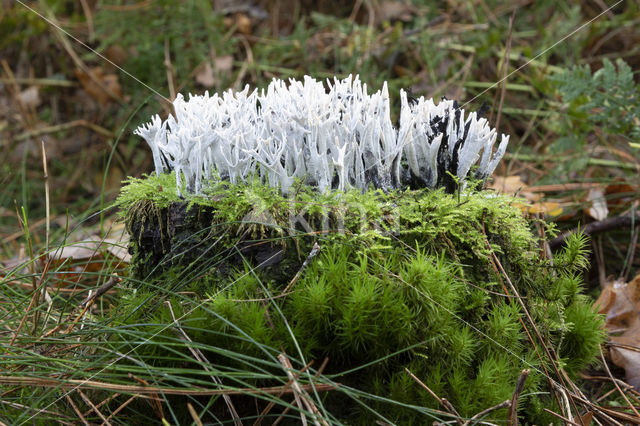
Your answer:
1;0;639;424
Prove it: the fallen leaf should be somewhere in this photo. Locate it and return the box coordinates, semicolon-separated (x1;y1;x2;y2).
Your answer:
75;67;123;105
586;187;609;221
377;1;415;24
214;55;233;74
235;13;252;35
195;55;233;88
489;175;564;217
195;62;216;88
596;275;640;388
104;44;128;65
19;86;41;109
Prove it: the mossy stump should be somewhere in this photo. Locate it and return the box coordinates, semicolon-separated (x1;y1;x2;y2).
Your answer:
116;172;604;424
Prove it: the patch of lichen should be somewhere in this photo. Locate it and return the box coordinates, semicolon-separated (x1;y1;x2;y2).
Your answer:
114;173;605;423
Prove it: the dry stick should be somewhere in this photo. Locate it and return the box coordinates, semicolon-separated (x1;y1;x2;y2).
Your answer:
270;358;331;426
166;302;242;426
164;38;176;101
542;408;581;426
481;216;564;413
64;393;89;426
81;393;120;418
548;211;640;249
488;244;585;422
128;373;165;420
621;217;638;282
280;358;307;426
10;260;52;346
77;388;112;426
41;275;121;339
507;369;530;426
15;119;116;141
78;0;94;40
491;8;516;132
404;368;463;425
277;353;329;426
41;141;50;253
599;347;640;418
187;402;204;426
281;242;321;295
103;394;137;425
0;375;336;396
38;141;51;333
254;359;316;426
463;400;511;426
0;60;37;126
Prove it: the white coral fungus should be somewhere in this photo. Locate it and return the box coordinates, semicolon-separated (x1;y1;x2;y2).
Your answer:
135;75;509;195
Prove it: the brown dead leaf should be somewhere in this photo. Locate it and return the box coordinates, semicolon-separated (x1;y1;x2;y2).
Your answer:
235;13;252;35
75;67;124;105
586;187;609;221
104;44;128;66
489;176;565;217
596;274;640;388
376;1;416;24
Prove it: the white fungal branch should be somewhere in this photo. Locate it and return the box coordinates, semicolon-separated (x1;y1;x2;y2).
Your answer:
135;75;509;195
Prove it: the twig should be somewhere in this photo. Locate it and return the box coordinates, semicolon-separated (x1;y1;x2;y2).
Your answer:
77;389;111;426
490;8;516;132
128;373;165;419
103;394;137;424
166;301;242;426
548;212;640;249
10;260;52;346
281;243;321;296
15;119;116;141
269;359;329;426
81;392;119;418
64;393;89;426
621;213;638;281
41;141;50;253
405;368;463;424
0;375;337;396
600;347;640;418
187;402;204;426
255;359;315;425
42;275;121;338
507;369;529;426
542;408;581;426
164;38;176;101
463;400;511;426
277;353;329;426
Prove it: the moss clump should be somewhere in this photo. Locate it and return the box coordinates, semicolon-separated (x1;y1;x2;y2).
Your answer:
114;173;604;423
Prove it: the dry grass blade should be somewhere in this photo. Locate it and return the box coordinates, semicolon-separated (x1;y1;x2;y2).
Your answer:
166;301;242;426
0;375;337;396
187;402;204;426
254;358;317;426
64;393;89;426
77;388;112;426
599;347;640;418
277;353;328;426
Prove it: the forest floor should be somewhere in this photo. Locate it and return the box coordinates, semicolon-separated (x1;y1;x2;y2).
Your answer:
1;1;639;424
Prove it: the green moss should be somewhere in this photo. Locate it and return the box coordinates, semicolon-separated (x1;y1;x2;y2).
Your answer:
112;174;605;423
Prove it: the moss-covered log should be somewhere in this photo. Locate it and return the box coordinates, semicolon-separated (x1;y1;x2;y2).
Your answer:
115;172;604;424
